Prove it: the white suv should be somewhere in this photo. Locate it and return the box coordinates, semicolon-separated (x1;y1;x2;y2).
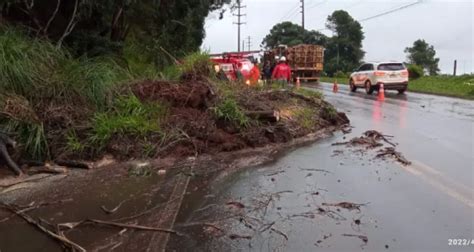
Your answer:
349;62;409;94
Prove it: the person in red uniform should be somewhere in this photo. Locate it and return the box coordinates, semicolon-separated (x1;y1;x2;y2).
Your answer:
271;56;291;88
249;62;261;85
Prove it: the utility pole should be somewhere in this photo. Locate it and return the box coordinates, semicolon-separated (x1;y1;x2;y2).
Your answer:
233;0;246;52
300;0;305;29
453;59;457;76
246;36;252;51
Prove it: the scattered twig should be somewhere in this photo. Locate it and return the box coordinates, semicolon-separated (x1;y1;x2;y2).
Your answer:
322;202;369;211
101;200;127;214
364;130;396;147
270;227;288;240
342;233;368;244
266;170;285;176
226;201;245;209
175;222;224;233
229;233;252;240
376;147;411;165
299;168;332;174
259;221;275;233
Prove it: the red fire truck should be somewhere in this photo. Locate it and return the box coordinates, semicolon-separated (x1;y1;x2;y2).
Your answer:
210;51;260;84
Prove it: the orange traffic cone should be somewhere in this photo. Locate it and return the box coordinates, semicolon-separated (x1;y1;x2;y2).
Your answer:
378;83;385;101
333;80;339;93
296;77;301;90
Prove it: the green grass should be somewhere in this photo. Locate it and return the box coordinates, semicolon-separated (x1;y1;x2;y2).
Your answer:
408;75;474;100
319;77;349;85
294;108;315;130
89;96;167;149
294;88;324;100
161;52;214;80
212;98;249;128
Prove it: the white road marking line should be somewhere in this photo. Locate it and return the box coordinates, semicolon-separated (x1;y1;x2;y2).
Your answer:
399;160;474;209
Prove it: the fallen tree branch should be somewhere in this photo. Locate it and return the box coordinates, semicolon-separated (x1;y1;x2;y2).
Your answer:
0;203;86;251
59;219;183;236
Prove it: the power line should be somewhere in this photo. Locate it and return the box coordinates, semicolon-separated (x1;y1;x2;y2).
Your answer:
306;0;327;11
358;0;422;22
279;4;300;22
233;0;246;52
315;0;423;31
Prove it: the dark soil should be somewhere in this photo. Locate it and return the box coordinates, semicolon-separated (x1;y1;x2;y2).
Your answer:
127;80;349;159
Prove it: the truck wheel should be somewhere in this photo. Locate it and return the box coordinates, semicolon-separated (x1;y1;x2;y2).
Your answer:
365;81;374;95
350;79;357;92
398;88;407;94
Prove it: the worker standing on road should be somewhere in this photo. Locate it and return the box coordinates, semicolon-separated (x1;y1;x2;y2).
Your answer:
262;60;273;84
249;60;261;85
271;56;292;88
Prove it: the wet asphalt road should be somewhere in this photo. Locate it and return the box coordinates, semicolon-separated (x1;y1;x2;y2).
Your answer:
172;83;474;251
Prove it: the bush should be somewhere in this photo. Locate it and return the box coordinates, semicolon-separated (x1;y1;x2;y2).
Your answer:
334;70;348;78
407;64;424;79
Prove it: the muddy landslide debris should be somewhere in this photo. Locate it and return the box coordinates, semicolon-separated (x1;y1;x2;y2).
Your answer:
333;130;411;165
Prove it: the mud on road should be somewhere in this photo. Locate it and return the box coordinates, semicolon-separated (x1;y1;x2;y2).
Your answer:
0;126;341;251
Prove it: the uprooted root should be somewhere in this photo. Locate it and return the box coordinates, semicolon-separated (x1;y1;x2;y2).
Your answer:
332;130;411;165
376;147;411;165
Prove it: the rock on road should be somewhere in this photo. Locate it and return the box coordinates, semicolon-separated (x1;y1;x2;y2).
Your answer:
169;82;474;251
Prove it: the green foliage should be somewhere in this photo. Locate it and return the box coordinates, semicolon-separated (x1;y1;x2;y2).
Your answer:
1;0;232;64
405;39;440;75
324;10;365;76
66;131;86;153
407;64;424;79
159;52;213;80
90;96;167;148
213;98;249;128
294;108;315;130
262;22;327;49
179;52;213;78
0;27;129;107
321;105;338;122
0;27;64;98
334;70;348;78
59;57;130;107
408;75;474;100
0;119;49;160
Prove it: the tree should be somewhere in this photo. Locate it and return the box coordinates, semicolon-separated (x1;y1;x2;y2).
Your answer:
324;10;364;76
0;0;233;66
404;39;440;75
261;22;327;49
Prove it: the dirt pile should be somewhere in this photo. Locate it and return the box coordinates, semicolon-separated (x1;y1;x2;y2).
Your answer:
127;80;349;158
1;78;349;175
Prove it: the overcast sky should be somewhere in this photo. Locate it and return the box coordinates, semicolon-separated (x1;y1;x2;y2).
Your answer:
203;0;473;74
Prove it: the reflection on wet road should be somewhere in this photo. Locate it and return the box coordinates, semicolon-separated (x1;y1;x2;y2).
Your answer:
169;83;474;251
